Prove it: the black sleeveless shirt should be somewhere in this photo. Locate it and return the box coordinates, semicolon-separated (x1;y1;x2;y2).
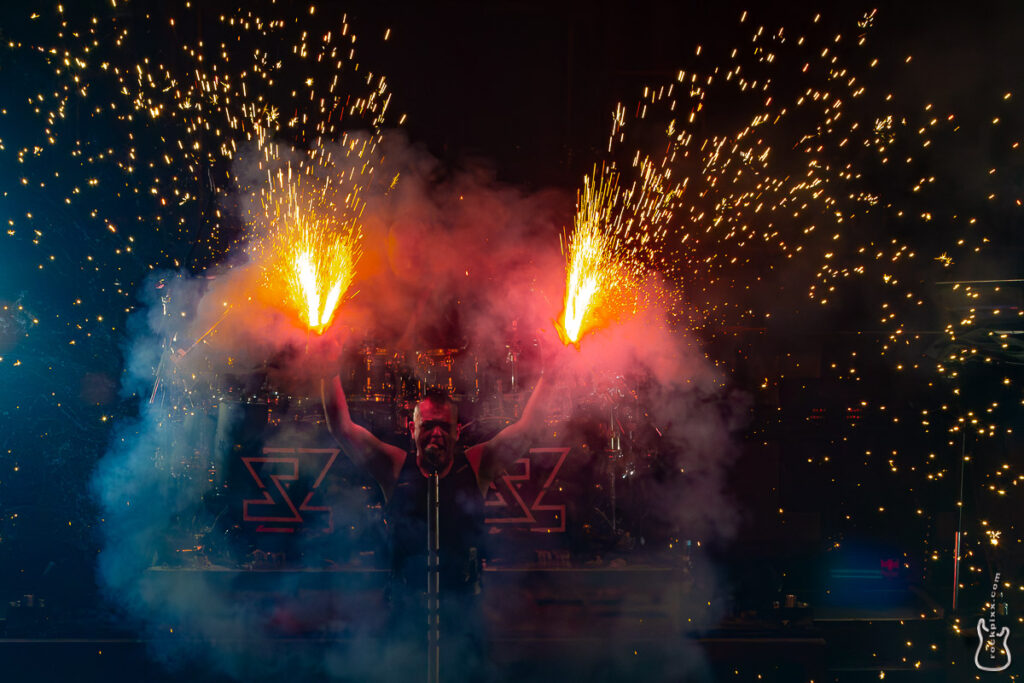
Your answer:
385;449;485;595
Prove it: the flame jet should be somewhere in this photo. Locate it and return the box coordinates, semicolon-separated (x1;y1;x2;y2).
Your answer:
557;160;677;346
253;137;370;335
269;183;361;334
558;170;625;345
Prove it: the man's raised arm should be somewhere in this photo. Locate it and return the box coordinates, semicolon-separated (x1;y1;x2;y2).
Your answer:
468;369;560;494
322;374;405;500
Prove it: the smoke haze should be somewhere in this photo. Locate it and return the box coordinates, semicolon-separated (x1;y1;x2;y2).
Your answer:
91;130;745;680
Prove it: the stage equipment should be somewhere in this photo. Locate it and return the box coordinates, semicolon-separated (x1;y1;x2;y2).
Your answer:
345;343;404;403
412;347;477;401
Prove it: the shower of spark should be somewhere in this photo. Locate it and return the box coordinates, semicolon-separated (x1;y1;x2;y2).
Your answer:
558;169;626;345
261;175;362;334
248;119;378;334
557;124;683;345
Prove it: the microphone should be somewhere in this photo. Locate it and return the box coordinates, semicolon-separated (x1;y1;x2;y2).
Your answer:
422;444;448;475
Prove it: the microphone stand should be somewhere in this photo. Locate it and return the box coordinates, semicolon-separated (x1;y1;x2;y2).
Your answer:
426;471;440;683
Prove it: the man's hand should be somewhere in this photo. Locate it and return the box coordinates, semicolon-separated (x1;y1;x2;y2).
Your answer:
307;329;349;379
539;323;579;381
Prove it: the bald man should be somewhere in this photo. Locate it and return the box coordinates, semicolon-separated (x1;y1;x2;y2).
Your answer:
322;366;555;596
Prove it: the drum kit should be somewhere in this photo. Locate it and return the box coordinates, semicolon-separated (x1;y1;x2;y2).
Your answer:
339;340;533;434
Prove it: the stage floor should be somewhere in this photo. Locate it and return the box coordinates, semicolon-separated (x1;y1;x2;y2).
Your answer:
0;567;978;682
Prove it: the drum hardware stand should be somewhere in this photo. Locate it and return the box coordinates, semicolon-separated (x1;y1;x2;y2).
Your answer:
427;472;440;683
506;343;520;394
608;403;621;535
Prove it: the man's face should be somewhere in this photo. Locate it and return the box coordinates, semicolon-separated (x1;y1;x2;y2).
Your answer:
412;399;459;477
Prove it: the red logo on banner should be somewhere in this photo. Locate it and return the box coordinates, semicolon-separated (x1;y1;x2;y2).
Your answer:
241;448;339;533
485;447;570;532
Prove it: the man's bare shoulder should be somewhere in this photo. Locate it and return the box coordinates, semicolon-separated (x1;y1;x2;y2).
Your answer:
464;442;485;477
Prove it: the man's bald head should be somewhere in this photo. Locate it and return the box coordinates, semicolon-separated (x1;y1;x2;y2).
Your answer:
413;388;457;425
